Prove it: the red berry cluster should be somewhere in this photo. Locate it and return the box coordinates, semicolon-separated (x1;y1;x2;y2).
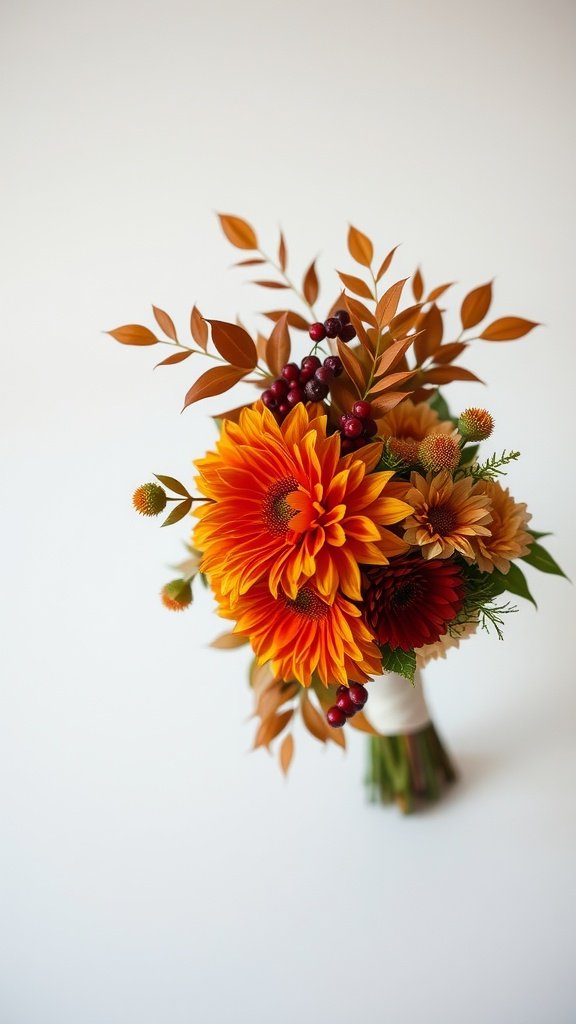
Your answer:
262;355;343;422
326;683;369;728
339;400;378;453
309;308;357;344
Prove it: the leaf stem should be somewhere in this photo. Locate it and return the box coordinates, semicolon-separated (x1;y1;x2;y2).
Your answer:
258;248;318;320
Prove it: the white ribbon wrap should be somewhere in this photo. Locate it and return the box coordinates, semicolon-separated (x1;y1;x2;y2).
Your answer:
363;670;431;736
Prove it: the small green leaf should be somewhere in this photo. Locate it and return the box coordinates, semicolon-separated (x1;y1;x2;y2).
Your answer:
459;443;479;467
154;474;191;498
380;645;416;683
494;563;537;608
161;498;193;527
429;389;457;425
521;541;569;579
528;530;552;541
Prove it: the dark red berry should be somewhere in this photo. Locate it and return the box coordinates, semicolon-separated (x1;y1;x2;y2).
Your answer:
270;379;288;398
340;438;355;453
314;365;333;385
336;684;349;697
281;362;300;382
286;387;304;406
327;706;347;728
339;412;353;427
344;416;363;438
340;324;357;343
262;389;277;409
277;401;290;415
324;317;342;339
301;355;322;371
308;322;326;343
323;355;343;377
299;366;315;383
304;379;329;402
364;418;378;438
336;690;357;717
334;308;351;326
348;683;368;708
353;400;372;419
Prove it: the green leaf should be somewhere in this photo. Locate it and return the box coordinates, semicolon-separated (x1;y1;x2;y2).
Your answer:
429;389;456;424
528;530;552;541
521;541;569;580
154;474;191;498
494;563;537;608
161;497;193;527
459;443;479;468
380;645;416;683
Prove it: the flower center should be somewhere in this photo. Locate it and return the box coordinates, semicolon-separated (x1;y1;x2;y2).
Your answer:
284;587;329;621
262;477;299;535
427;503;457;536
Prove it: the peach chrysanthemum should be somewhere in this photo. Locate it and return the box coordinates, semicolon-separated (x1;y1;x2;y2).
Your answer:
415;618;479;667
378;399;454;461
470;480;533;573
214;577;382;688
403;470;493;560
193;402;412;606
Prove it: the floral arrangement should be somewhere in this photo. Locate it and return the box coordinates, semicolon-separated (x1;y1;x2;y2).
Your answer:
110;215;566;811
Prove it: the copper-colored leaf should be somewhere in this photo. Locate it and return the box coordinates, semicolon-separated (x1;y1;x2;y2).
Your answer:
183;364;247;409
207;320;258;369
154;474;190;497
278;231;287;272
254;709;293;749
263;310;310;331
303;259;319;305
152;305;178;341
266;313;290;377
251;280;290;289
412;268;424;302
376;244;400;282
460;281;492;330
376;279;408;327
338;271;373;300
154;349;194;368
424;366;483;384
431;342;468;365
370;391;412;415
375;336;414;378
217;213;258;250
258;682;298;720
107;324;158;346
414;303;443;363
369;369;416;395
426;282;455;302
210;631;249;650
479;317;539;341
336;339;366;394
347;225;374;267
344;295;378;327
190;306;208;351
161;497;193;527
347;711;378;735
301;692;328;743
389;303;423;338
233;258;266;267
212;403;251;424
279;733;294;776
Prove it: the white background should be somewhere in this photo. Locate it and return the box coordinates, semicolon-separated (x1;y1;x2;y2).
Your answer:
2;2;576;1022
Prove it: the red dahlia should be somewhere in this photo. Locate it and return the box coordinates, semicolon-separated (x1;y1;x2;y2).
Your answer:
363;556;465;651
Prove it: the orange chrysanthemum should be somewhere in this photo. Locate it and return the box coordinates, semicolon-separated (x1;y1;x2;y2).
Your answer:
214;577;382;688
193;402;412;606
379;399;454;461
470;481;533;573
403;470;493;560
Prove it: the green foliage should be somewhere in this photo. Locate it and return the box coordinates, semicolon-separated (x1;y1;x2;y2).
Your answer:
521;540;568;579
457;564;517;640
380;645;416;683
464;449;521;482
429;389;456;424
493;563;537;608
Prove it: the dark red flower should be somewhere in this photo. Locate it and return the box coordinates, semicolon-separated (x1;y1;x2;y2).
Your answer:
362;556;465;651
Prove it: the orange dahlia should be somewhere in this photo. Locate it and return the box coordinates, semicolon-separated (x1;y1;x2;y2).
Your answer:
214;577;382;688
470;481;533;573
403;471;493;560
378;399;454;461
193;402;412;606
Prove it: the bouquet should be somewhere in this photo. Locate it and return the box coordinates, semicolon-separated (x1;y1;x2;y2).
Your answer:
109;215;566;812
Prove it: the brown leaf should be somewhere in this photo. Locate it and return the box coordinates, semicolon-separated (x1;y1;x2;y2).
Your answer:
414;303;444;363
107;324;158;346
266;313;291;377
370;391;412;415
426;282;455;302
301;692;328;743
233;258;266;267
207;320;258;369
278;231;287;272
479;317;539;341
424;366;483;384
190;306;208;351
376;279;408;327
303;259;319;305
154;349;194;368
152;305;178;341
338;271;374;300
217;213;258;250
376;244;400;281
263;310;310;331
347;225;374;267
251;280;290;289
254;709;293;749
258;682;298;721
183;364;247;409
210;631;249;650
388;303;423;338
347;711;378;735
279;733;294;776
161;497;193;527
369;369;416;395
154;474;190;497
344;295;378;327
412;268;424;302
375;336;414;378
431;342;468;365
336;339;367;394
460;281;492;330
